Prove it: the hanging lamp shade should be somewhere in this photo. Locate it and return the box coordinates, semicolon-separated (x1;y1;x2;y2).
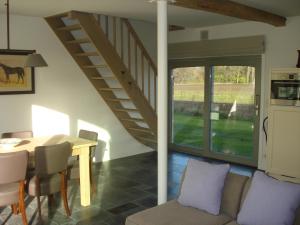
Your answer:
24;53;48;67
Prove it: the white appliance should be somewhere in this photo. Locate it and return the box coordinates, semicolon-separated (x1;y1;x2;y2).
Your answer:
266;68;300;183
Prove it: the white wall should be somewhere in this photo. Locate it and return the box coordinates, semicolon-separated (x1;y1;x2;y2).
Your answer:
169;16;300;169
0;14;153;161
130;19;157;62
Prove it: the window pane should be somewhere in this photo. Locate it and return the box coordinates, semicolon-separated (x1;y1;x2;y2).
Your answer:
210;66;255;158
172;67;205;149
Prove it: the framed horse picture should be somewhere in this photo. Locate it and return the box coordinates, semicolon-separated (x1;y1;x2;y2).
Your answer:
0;49;35;95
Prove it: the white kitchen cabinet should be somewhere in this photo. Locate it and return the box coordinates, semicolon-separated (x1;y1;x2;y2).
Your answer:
267;105;300;183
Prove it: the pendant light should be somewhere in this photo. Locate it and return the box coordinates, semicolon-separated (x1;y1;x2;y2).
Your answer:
24;53;48;67
4;0;48;67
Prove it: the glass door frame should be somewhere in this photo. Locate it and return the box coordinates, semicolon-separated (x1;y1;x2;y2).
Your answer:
168;55;261;167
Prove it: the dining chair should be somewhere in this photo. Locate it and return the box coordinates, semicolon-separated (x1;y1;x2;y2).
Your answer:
0;151;29;225
27;142;72;219
68;129;98;194
1;131;33;139
2;131;34;172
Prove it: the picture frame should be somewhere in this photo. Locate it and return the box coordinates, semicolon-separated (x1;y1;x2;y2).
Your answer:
0;49;35;95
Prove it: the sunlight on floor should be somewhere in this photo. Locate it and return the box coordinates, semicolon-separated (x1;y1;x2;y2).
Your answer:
31;105;70;136
77;119;111;162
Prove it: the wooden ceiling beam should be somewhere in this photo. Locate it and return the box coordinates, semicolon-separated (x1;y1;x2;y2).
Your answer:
171;0;286;27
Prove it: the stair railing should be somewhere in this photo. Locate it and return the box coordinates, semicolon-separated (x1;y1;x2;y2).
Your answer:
94;14;157;113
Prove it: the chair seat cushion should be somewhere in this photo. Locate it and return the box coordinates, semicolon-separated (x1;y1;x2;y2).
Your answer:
125;200;232;225
27;174;61;196
0;183;19;206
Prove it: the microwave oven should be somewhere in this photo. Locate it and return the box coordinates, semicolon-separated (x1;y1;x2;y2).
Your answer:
271;71;300;106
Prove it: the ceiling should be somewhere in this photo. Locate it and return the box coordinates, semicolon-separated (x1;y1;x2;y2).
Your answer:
1;0;300;27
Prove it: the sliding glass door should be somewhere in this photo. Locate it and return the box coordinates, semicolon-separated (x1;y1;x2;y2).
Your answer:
169;56;261;166
171;67;205;149
210;66;256;159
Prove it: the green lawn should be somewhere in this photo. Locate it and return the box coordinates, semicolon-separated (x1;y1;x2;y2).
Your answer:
173;112;254;158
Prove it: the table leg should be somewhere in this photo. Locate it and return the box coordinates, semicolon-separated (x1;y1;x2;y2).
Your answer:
79;147;91;206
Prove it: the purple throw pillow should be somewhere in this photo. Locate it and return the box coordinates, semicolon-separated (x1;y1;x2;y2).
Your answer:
237;171;300;225
177;159;230;215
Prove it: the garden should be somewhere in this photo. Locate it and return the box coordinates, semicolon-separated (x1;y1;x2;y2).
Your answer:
172;66;256;159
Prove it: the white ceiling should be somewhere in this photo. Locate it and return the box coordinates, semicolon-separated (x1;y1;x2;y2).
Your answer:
1;0;300;27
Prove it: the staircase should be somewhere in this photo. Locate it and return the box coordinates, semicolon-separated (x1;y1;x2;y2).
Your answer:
45;11;157;148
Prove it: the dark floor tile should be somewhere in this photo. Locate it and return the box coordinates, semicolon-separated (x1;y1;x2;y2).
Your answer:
103;214;126;225
76;219;108;225
108;203;139;215
144;186;157;195
123;187;152;200
134;196;157;208
120;205;147;221
71;207;110;224
133;184;153;191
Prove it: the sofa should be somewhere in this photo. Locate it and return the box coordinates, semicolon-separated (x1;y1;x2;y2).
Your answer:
126;172;300;225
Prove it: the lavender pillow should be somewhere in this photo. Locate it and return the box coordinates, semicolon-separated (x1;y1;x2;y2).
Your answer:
237;171;300;225
177;159;230;215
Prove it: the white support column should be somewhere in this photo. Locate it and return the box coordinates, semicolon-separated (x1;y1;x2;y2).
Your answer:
157;0;168;205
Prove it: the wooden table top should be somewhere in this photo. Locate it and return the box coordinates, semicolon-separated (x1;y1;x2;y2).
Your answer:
0;134;97;155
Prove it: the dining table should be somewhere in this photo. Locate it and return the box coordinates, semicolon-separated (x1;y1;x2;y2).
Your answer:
0;134;97;207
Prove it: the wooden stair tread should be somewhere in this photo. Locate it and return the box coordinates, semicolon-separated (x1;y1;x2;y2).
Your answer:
91;76;115;80
75;52;99;56
57;24;81;31
67;38;90;44
83;65;107;68
115;108;139;112
104;98;131;102
98;87;123;91
128;127;153;133
121;118;145;122
137;136;157;143
47;12;69;19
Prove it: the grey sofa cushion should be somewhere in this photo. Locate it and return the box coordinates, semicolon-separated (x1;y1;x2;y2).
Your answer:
224;208;300;225
294;208;300;225
126;200;232;225
240;177;252;206
239;176;300;225
178;170;249;218
224;221;239;225
220;173;249;219
178;159;230;215
237;170;300;225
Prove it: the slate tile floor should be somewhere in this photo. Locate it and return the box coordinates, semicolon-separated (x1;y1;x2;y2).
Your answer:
0;151;254;225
